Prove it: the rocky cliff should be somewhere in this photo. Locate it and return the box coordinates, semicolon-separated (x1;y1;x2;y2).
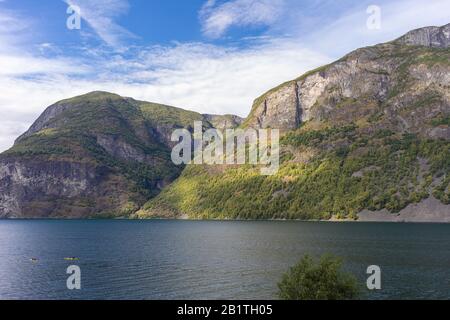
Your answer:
396;24;450;48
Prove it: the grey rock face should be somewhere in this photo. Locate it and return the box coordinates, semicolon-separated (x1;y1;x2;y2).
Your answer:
246;24;450;136
202;114;244;130
16;102;72;143
246;82;301;130
428;126;450;140
0;156;127;218
96;134;155;164
246;52;393;130
396;23;450;48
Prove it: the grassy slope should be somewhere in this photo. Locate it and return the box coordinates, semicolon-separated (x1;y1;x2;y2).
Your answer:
138;101;205;127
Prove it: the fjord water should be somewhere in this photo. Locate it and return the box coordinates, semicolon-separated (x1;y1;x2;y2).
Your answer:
1;220;450;300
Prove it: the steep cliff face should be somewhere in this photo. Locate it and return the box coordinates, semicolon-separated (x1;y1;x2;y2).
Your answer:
0;92;241;218
396;24;450;48
243;81;302;130
244;23;450;139
0;156;133;218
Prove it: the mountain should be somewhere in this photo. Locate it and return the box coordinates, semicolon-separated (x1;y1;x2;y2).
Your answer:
139;24;450;220
0;91;242;218
0;24;449;220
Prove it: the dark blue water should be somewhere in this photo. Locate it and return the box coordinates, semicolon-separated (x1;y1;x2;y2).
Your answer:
0;220;450;300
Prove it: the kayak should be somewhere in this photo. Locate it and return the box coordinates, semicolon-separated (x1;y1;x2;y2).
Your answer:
64;257;79;261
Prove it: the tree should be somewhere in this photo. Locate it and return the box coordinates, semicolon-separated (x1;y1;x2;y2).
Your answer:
278;254;360;300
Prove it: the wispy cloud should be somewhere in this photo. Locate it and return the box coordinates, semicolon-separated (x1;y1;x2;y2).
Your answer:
0;9;30;53
109;40;330;114
200;0;285;39
0;54;89;76
64;0;135;47
0;8;88;76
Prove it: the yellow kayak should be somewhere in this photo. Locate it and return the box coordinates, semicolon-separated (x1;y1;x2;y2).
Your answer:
64;257;79;261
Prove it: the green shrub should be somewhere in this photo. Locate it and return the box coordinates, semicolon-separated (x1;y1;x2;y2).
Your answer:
278;255;360;300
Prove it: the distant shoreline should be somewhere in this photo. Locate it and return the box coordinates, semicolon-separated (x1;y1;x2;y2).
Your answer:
2;217;450;224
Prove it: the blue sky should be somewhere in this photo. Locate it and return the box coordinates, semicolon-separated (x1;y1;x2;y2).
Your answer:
0;0;376;47
0;0;449;151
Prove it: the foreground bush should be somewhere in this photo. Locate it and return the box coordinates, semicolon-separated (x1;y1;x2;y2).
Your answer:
278;255;360;300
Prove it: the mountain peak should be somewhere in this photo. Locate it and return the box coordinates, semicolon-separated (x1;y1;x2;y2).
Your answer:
61;91;124;103
396;23;450;48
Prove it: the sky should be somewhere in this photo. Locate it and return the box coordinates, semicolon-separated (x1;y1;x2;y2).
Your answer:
0;0;449;152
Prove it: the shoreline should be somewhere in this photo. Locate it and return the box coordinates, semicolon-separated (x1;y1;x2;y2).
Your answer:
2;217;450;224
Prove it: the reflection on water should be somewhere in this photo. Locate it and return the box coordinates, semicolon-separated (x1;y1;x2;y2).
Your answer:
0;220;450;300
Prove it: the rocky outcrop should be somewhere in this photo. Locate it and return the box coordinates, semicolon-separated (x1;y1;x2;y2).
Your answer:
202;114;244;131
396;23;450;48
96;134;156;165
244;82;301;130
16;103;72;143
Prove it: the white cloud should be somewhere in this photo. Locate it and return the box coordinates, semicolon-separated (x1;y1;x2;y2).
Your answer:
0;120;29;153
113;40;330;114
200;0;285;38
64;0;135;47
0;54;88;76
0;10;30;53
